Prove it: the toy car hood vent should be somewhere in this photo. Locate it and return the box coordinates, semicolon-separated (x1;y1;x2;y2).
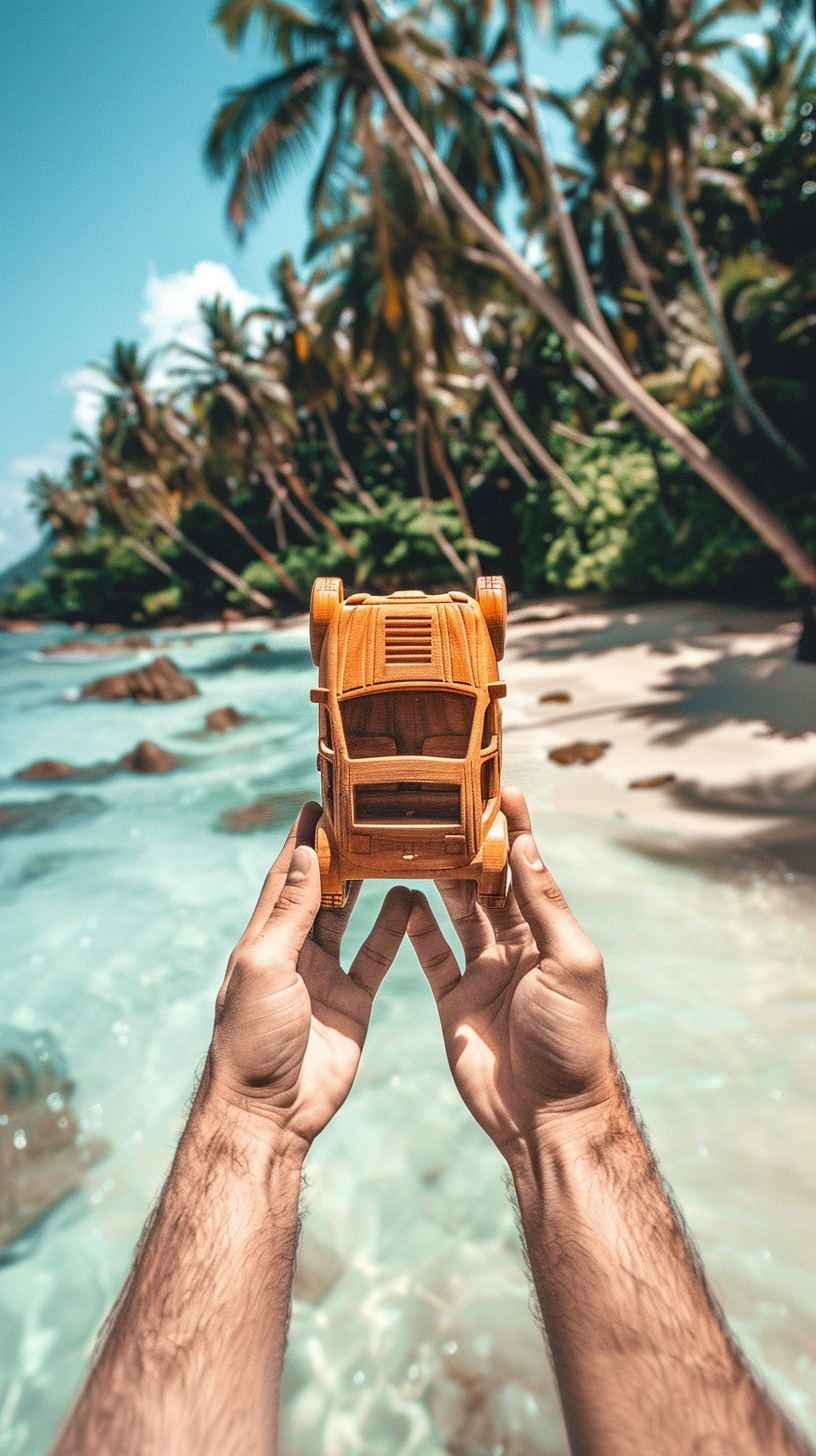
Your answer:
384;614;433;665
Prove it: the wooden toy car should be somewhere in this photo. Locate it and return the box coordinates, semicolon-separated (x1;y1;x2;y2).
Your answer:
309;577;509;908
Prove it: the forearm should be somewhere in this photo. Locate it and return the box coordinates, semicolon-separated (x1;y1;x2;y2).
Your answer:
509;1083;809;1456
52;1076;304;1456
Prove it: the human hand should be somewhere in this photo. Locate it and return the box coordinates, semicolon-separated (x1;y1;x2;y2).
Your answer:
407;787;617;1164
203;801;411;1157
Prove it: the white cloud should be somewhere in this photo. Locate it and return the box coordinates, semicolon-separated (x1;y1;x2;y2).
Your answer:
0;443;71;573
140;260;265;357
63;366;108;435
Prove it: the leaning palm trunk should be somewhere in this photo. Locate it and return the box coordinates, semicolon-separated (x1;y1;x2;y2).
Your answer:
604;191;674;339
416;411;473;585
147;508;275;610
668;183;807;472
477;357;587;510
505;0;623;364
423;410;481;585
347;9;816;591
123;537;177;579
206;496;306;600
313;400;383;516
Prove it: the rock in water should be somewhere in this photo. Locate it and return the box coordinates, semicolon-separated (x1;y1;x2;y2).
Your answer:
120;740;179;774
80;655;199;703
548;740;610;766
205;705;254;734
41;634;152;660
0;794;105;836
16;760;79;780
0;1027;109;1250
219;792;311;833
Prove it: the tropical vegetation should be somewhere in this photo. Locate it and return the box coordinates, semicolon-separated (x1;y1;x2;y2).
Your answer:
3;0;815;625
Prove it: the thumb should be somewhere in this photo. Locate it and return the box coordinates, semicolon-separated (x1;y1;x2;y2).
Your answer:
254;843;321;964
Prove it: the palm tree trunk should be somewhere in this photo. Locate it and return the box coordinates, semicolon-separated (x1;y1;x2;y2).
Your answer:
423;410;481;584
123;538;177;578
277;460;359;557
313;400;383;515
147;508;275;610
505;0;624;364
477;357;588;510
207;496;306;600
257;462;317;540
416;411;473;585
668;182;807;471
604;191;674;338
348;9;816;590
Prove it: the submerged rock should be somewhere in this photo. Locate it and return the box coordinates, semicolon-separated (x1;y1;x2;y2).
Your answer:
0;794;105;836
120;740;179;774
548;740;610;766
218;792;311;833
0;1027;109;1250
205;705;256;734
16;760;79;780
80;655;199;703
41;634;152;660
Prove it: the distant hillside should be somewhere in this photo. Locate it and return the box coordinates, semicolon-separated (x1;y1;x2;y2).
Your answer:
0;538;51;595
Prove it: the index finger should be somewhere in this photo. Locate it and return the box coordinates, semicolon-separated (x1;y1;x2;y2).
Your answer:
501;786;588;962
234;800;322;953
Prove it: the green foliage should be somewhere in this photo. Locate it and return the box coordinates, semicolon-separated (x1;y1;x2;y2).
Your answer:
5;1;816;622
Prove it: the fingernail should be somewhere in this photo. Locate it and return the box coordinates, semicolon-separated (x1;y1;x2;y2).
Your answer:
518;834;544;871
287;845;312;883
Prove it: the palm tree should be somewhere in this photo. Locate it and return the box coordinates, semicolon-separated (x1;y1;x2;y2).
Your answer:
345;5;816;589
567;0;808;470
173;298;356;582
86;340;293;606
266;255;382;516
206;0;816;590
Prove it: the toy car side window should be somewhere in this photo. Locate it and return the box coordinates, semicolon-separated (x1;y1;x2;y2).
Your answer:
481;702;497;749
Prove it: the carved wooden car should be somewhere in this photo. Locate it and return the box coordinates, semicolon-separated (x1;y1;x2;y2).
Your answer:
309;576;508;908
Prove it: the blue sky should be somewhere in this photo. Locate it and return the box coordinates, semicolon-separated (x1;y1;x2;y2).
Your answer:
0;0;763;572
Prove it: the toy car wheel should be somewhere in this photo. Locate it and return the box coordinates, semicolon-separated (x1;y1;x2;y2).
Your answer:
476;576;507;662
310;577;344;666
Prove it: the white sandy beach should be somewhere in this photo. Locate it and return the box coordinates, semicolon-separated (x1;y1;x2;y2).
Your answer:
498;598;816;877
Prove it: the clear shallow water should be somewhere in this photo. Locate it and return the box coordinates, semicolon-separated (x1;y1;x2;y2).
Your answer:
0;624;814;1455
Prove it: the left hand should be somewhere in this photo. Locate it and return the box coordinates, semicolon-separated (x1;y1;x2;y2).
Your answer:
203;802;411;1155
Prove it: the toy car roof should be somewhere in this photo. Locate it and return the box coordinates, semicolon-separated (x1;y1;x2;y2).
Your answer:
329;589;498;695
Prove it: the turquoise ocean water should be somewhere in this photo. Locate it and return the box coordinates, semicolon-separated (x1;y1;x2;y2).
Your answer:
1;623;814;1454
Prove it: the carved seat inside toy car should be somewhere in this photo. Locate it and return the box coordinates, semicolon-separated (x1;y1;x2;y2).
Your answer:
347;735;397;759
340;689;475;760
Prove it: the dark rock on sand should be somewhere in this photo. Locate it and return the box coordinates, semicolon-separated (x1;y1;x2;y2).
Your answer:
80;655;199;703
120;740;179;774
0;794;106;836
0;1027;109;1251
539;692;572;704
629;773;676;790
218;792;311;833
205;705;256;734
41;634;152;660
548;741;610;766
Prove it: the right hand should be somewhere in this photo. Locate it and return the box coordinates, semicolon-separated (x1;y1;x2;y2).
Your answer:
407;787;618;1162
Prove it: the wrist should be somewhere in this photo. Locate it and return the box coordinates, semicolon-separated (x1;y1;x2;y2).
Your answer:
186;1061;308;1186
506;1078;633;1205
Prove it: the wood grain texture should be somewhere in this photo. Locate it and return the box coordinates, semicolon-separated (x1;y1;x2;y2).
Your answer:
309;580;510;907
